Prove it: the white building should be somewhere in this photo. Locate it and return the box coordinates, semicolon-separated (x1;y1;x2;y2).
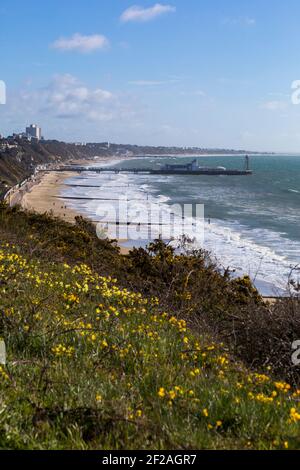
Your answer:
26;124;42;141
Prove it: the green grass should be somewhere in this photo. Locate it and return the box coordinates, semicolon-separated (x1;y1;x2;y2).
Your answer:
0;243;300;450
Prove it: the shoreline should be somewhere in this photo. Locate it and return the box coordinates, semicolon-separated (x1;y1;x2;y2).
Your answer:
13;155;289;298
16;156;131;254
20;170;79;224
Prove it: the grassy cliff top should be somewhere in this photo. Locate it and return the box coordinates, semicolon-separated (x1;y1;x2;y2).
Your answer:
1;243;300;450
0;204;299;449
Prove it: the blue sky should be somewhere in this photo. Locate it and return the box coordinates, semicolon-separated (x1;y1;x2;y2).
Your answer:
1;0;300;151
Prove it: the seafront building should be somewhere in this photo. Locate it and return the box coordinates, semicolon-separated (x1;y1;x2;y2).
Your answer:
26;124;42;141
162;159;199;172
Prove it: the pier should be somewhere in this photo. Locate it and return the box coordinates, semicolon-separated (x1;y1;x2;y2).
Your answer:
50;166;252;176
50;156;252;176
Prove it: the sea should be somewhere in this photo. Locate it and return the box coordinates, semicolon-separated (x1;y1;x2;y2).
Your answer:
61;154;300;296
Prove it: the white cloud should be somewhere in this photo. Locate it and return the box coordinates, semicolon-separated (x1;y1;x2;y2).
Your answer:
2;75;146;142
260;100;288;111
51;33;109;53
16;74;117;121
42;75;114;119
120;3;176;23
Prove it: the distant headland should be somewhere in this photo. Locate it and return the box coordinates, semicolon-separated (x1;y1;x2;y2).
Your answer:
0;133;272;198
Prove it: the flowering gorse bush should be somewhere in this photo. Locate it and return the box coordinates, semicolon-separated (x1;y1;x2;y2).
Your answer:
0;243;299;450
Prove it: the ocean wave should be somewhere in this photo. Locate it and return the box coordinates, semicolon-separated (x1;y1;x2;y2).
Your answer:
62;170;300;296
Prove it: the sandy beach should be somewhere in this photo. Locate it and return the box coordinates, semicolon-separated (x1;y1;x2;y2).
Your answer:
20;171;78;223
12;156;131;254
12;156;120;220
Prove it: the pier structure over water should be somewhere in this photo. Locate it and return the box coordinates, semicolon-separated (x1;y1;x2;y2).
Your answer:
52;167;252;176
51;156;253;176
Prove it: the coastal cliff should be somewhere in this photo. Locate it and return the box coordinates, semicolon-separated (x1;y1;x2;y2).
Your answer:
0;204;299;449
0;140;97;197
0;138;260;198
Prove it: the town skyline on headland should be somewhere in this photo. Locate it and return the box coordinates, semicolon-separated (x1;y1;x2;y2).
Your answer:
0;122;268;156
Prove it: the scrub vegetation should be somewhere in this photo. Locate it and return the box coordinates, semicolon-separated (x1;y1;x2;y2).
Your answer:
0;203;299;449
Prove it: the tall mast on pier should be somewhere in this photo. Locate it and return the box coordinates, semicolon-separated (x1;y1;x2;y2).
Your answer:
245;155;250;171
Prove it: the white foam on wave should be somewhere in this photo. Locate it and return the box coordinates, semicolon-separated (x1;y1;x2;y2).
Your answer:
201;220;298;291
62;171;300;295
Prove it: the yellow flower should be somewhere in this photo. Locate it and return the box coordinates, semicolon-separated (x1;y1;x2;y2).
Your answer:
158;387;166;398
253;373;270;384
96;394;102;402
64;293;80;304
203;408;209;417
290;407;300;422
191;368;200;377
274;381;291;393
255;393;274;404
51;344;75;357
0;365;9;381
